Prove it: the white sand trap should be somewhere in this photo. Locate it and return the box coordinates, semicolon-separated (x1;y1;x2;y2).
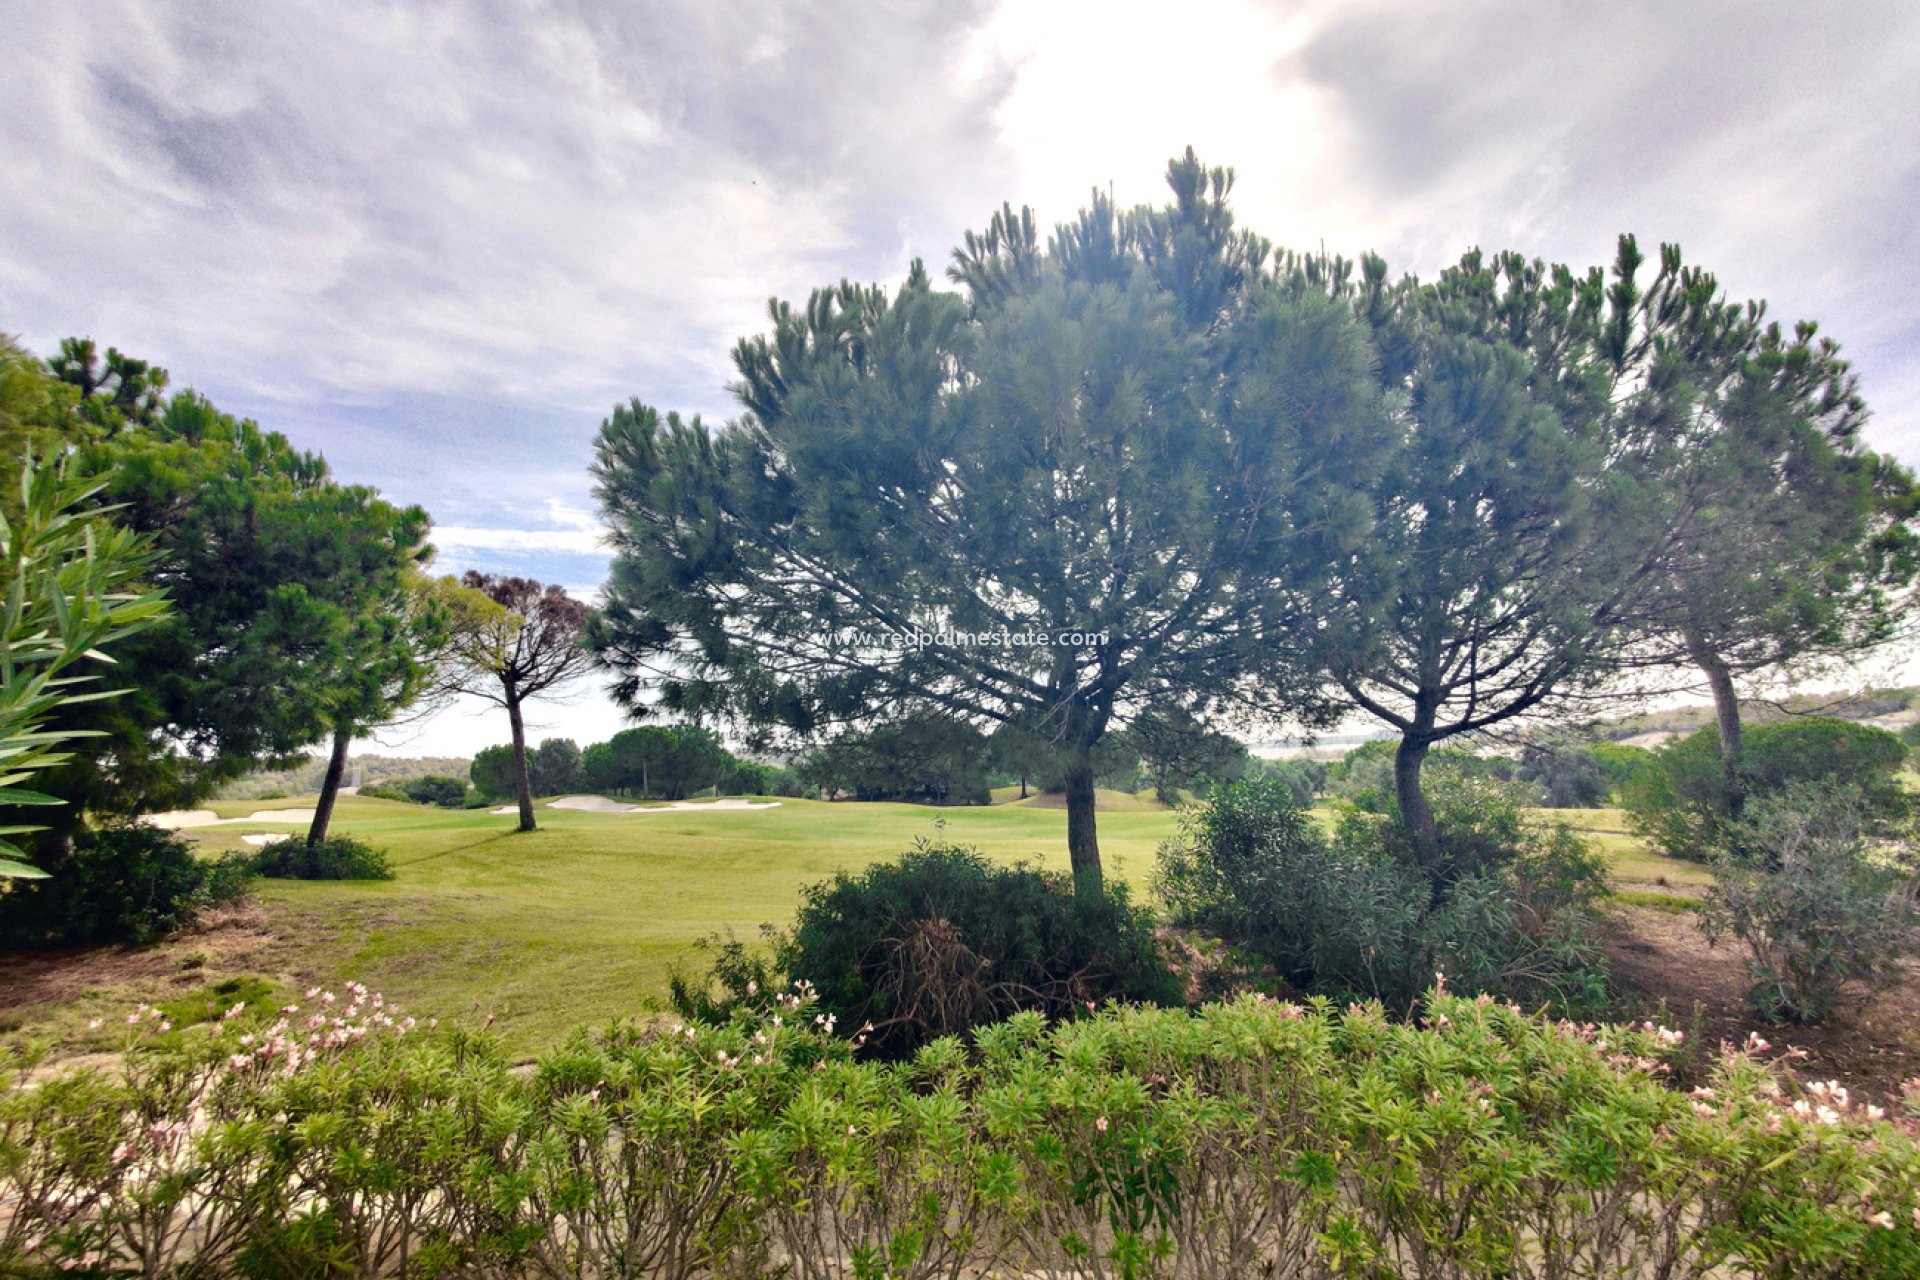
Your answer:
628;798;780;813
239;808;316;823
240;833;282;847
549;794;644;813
490;795;782;815
142;809;219;830
141;807;317;830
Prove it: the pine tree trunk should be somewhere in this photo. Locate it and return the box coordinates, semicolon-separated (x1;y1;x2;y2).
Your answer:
1394;736;1443;898
1684;627;1745;813
1064;746;1103;900
306;723;354;848
1685;631;1744;763
1019;772;1028;800
507;696;536;832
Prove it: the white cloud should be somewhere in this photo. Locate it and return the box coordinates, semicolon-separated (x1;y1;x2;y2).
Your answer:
431;525;608;557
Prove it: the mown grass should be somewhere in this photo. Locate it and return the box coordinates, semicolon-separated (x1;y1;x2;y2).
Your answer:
11;793;1710;1057
171;794;1179;1052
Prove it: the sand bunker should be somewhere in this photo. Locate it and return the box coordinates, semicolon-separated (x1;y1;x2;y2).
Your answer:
489;795;782;816
550;794;645;812
142;809;219;830
628;798;781;813
142;807;317;830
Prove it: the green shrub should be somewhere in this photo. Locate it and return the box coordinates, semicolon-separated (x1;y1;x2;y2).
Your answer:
0;824;254;946
1701;784;1918;1023
1592;739;1656;796
357;781;411;802
1245;756;1327;805
1157;777;1608;1011
1625;717;1911;860
5;985;1919;1278
1155;777;1331;987
669;929;784;1025
723;759;776;795
1517;739;1613;808
1329;740;1531;813
247;835;394;881
768;767;813;798
777;841;1181;1056
402;773;469;807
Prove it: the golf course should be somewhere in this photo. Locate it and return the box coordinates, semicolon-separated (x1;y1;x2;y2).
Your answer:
1;789;1713;1057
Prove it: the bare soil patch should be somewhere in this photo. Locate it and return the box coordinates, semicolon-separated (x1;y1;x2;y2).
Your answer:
1603;903;1920;1103
0;902;280;1014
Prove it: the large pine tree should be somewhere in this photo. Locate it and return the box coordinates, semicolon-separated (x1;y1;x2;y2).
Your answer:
589;153;1392;896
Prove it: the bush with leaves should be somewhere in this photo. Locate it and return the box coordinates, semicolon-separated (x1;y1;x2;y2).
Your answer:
468;742;516;799
1244;756;1327;806
1516;738;1613;808
1591;739;1655;796
1625;717;1912;859
6;985;1920;1278
1157;776;1608;1011
1701;783;1919;1023
668;928;784;1025
401;773;468;808
776;841;1180;1057
247;834;394;882
0;454;168;879
0;824;253;946
1328;740;1529;813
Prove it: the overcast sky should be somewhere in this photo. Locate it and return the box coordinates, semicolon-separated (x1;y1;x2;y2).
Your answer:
4;0;1917;757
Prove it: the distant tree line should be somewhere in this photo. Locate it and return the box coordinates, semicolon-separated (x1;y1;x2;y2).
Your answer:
464;726;771;803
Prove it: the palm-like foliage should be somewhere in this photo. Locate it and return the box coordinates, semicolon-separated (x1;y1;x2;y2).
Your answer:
0;455;168;875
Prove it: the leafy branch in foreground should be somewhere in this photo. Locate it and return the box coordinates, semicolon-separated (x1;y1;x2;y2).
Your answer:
0;454;168;875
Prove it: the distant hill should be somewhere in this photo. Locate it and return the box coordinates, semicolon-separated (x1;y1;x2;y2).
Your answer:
215;753;474;800
1594;686;1918;744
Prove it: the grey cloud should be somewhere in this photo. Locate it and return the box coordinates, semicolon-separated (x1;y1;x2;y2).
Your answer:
1284;0;1920;457
0;0;1018;411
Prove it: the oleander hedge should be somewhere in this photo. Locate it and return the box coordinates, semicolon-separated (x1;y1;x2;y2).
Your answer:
3;982;1917;1278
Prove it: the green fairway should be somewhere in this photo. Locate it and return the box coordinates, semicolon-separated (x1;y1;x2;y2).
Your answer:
176;794;1181;1052
7;793;1709;1058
